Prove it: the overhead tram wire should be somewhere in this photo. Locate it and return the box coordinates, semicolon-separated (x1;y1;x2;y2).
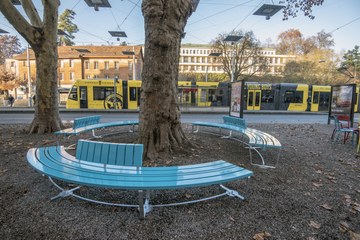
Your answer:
328;16;360;34
232;0;265;31
71;0;82;11
188;0;258;26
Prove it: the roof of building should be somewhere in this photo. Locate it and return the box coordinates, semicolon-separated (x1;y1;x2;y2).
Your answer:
13;45;143;60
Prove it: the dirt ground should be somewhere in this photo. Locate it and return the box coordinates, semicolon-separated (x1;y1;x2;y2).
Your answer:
0;123;359;240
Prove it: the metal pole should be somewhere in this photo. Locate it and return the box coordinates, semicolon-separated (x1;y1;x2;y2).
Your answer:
231;54;234;82
114;76;118;109
205;65;208;82
132;46;136;80
27;45;32;107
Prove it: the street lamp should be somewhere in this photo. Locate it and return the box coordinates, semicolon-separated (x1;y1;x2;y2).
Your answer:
0;28;9;34
253;4;284;20
224;35;242;82
122;50;136;80
109;31;127;42
84;0;111;11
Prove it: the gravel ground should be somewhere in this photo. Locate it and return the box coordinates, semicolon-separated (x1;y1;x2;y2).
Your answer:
0;123;359;240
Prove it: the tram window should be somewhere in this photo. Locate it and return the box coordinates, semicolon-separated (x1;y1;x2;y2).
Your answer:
294;91;303;103
93;87;114;100
313;92;319;104
129;87;137;101
261;90;274;103
68;86;78;100
284;91;303;103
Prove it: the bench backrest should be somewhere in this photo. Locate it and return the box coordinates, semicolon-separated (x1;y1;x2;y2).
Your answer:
73;115;101;129
76;139;143;166
223;115;247;128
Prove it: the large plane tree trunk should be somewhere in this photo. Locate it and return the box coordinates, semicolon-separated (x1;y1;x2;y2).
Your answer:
139;0;194;160
0;0;63;133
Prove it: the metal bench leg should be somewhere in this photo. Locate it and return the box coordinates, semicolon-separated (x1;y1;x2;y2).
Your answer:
138;190;153;219
220;184;245;200
49;177;81;200
221;130;232;139
92;129;103;139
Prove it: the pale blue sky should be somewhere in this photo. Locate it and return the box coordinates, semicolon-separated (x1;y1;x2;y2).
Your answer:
1;0;359;54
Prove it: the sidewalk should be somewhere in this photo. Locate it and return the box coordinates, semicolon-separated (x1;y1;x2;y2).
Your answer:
0;106;328;115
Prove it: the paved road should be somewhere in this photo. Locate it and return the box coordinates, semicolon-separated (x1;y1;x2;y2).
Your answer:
0;111;339;124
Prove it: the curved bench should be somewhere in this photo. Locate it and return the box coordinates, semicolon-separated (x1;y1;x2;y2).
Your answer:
192;117;282;168
54;115;139;138
26;140;253;219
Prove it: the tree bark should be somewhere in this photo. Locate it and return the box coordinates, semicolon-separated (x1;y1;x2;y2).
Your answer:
140;0;193;160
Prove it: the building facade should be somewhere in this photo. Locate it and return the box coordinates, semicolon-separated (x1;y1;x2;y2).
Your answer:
179;44;296;76
6;44;294;101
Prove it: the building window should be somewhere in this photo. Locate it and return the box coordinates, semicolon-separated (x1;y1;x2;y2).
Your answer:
114;61;119;69
94;61;99;69
69;59;73;67
86;75;91;79
11;61;15;67
60;60;64;68
85;61;89;69
23;61;26;67
105;74;109;79
93;75;99;79
70;72;74;80
59;73;64;81
105;61;109;70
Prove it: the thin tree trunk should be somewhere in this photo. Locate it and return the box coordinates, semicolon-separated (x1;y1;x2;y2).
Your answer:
29;44;63;133
139;0;193;160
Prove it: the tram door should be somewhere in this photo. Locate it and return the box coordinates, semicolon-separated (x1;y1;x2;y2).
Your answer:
247;90;261;110
79;86;88;108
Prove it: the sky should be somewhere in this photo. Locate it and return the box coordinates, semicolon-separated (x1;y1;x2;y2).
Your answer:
0;0;359;54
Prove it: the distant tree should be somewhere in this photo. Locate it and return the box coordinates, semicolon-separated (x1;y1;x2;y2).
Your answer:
276;29;303;55
212;30;267;82
314;30;334;49
0;66;23;96
0;35;22;64
0;0;63;133
340;45;360;82
58;9;79;46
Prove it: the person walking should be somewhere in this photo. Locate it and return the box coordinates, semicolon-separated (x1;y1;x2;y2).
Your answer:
8;95;14;107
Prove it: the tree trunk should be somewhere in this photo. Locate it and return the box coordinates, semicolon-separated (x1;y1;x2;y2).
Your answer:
139;0;193;160
29;42;63;133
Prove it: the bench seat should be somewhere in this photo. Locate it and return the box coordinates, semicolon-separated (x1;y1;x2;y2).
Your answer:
192;120;282;168
54;120;139;136
26;141;253;218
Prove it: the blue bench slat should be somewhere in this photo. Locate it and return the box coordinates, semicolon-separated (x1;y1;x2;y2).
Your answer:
27;147;253;190
76;140;143;167
47;146;239;175
48;146;235;174
192;121;281;149
54;120;139;136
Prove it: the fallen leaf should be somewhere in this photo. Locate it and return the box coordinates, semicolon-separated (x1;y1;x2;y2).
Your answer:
185;194;192;199
315;170;323;174
321;203;333;211
312;182;323;187
349;231;360;240
229;216;235;222
253;232;271;240
309;220;321;229
339;221;350;233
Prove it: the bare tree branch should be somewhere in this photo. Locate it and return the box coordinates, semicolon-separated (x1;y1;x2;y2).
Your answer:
21;0;42;27
0;0;36;44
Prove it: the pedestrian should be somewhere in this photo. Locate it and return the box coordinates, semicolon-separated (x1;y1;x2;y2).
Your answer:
32;95;36;106
8;95;14;107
